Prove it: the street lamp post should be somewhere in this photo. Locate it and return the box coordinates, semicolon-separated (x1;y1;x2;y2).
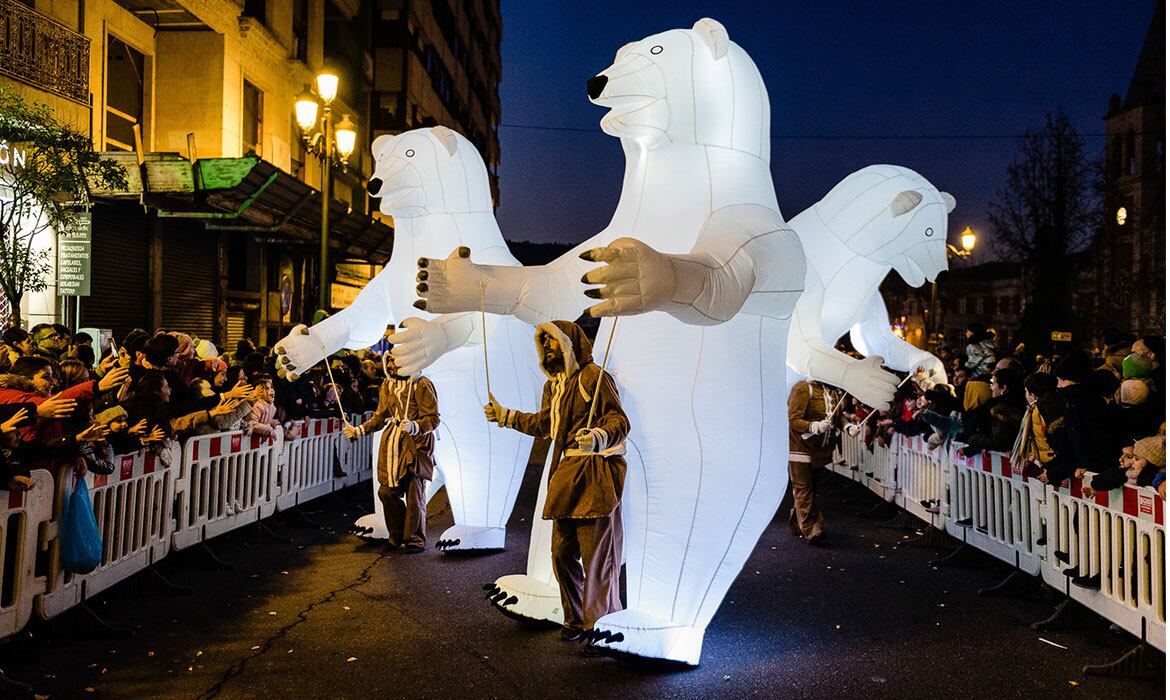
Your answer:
928;226;977;348
295;70;356;312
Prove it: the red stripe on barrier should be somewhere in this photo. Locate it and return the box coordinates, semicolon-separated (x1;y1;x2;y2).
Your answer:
8;489;22;508
1095;488;1110;507
144;451;156;474
210;437;222;458
120;455;134;480
998;454;1012;479
1157;496;1164;526
231;434;242;453
981;452;992;473
93;473;108;488
250;435;262;450
192;440;200;460
1124;487;1138;517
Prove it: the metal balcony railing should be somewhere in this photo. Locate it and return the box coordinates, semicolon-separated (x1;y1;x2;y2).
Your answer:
0;0;89;104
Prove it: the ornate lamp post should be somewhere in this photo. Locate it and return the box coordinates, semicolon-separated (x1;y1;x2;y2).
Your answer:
928;226;977;348
295;70;357;311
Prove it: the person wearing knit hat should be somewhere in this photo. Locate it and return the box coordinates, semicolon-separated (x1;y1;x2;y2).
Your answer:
94;405;127;430
1133;435;1166;470
195;339;219;360
1041;349;1120;486
1111;378;1161;444
1054;350;1093;385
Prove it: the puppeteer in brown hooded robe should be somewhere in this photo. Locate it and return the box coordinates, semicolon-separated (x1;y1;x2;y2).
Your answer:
487;320;630;638
351;372;439;551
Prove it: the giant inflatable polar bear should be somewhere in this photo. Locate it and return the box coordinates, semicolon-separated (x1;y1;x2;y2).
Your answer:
274;126;543;551
416;19;896;666
786;164;956;393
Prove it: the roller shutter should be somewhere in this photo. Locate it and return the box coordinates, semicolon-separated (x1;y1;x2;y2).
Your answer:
160;220;218;341
81;203;150;337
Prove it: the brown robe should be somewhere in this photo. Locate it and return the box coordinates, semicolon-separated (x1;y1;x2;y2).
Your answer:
360;376;439;487
502;322;629;520
788;380;837;468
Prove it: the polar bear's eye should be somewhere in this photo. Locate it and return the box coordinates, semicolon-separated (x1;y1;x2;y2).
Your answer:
650;45;663;55
405;149;415;158
924;227;934;237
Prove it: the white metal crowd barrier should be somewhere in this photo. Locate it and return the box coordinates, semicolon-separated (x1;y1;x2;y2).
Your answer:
948;447;1042;576
276;418;342;511
1045;474;1166;651
893;434;946;529
0;470;53;638
834;432;1166;653
173;430;281;550
39;444;181;618
335;412;375;489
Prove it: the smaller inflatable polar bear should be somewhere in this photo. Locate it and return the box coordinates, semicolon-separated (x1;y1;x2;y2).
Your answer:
274;126;543;552
786;164;956;395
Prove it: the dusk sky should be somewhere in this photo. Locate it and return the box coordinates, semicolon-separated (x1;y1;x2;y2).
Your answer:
494;0;1159;262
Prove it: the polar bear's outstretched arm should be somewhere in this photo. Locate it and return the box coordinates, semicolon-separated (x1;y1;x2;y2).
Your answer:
274;265;398;377
580;204;803;325
786;273;899;410
416;246;595;327
850;292;948;386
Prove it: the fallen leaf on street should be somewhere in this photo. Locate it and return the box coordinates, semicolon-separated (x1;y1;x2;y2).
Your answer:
347;657;358;662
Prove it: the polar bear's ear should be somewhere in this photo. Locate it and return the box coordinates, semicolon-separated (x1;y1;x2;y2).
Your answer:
890;190;924;217
615;41;638;62
692;18;729;60
941;192;957;213
430;126;459;156
371;134;395;157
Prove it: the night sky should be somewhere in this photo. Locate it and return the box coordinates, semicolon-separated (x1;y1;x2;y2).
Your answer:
494;0;1159;261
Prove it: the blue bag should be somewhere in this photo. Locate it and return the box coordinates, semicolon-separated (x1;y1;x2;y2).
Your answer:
61;477;103;574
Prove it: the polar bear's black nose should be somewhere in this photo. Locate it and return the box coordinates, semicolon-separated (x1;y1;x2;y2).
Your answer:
587;74;608;100
366;177;382;196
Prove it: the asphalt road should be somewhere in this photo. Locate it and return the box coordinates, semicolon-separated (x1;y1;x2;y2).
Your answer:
3;462;1165;699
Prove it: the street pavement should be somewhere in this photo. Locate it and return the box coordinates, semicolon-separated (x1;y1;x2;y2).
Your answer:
4;460;1165;699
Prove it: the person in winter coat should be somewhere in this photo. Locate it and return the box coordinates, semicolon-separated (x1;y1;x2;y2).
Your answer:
344;356;439;552
1111;379;1161;445
1084;434;1165;495
1010;372;1058;477
964;322;997;377
1041;351;1120;486
960;366;1025;456
485;320;630;645
243;375;281;439
786;380;839;543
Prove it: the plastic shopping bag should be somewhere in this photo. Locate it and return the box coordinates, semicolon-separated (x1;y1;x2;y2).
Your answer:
61;477;103;574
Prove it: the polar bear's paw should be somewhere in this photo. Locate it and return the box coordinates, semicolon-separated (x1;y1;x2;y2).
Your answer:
349;513;387;541
483;574;562;626
588;609;704;666
434;524;505;552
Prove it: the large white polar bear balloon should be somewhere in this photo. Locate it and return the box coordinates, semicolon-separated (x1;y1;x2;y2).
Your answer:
415;19;881;666
274;126;542;551
786;165;956;396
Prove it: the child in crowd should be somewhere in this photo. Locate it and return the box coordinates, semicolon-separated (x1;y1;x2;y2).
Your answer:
243;374;280;439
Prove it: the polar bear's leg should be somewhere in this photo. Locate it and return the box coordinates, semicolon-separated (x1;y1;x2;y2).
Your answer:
434;329;540;552
352;428;389;540
594;317;789;665
487;449;561;624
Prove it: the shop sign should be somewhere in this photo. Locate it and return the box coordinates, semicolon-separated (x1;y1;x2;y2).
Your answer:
1050;331;1073;342
57;213;92;296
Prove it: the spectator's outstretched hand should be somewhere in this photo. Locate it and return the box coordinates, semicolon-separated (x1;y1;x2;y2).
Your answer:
77;424;109;443
98;366;131;392
7;475;34;492
0;407;28;433
224;381;252;401
908;350;947;387
98;353;117;374
128;419;149;437
142;426;167;444
38;395;77;420
211;397;245;417
274;325;324;382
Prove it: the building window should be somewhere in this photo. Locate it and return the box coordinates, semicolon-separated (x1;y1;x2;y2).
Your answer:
243;0;266;25
243;80;264;156
1126;128;1137;175
292;0;309;62
105;36;145;151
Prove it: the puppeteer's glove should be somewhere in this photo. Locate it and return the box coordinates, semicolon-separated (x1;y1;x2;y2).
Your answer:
574;428;608;454
844;423;862;437
808;420;832;435
400;420;419;436
483;393;505;424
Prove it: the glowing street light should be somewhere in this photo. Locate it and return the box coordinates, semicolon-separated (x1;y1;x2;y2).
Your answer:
960;226;976;252
295;69;357;311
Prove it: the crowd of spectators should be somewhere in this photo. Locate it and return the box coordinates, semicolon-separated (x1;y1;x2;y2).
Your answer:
0;324;385;498
841;322;1167;569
